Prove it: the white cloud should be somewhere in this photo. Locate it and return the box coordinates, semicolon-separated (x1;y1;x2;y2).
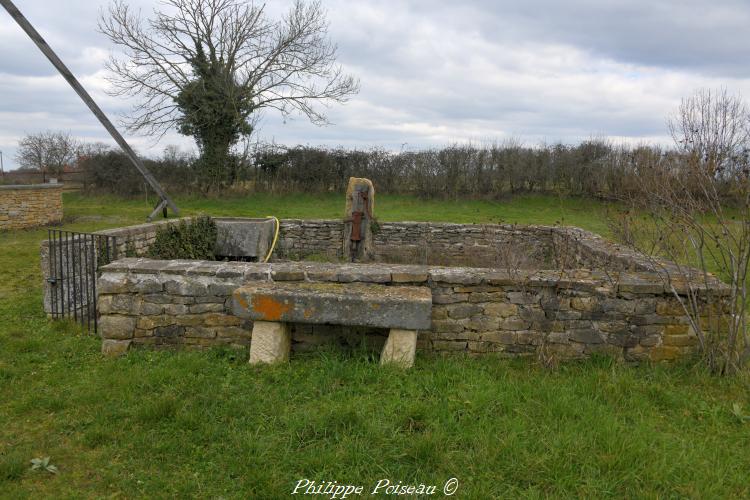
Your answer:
1;0;750;169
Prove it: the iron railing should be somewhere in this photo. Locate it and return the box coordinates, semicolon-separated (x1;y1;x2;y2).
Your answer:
46;229;118;333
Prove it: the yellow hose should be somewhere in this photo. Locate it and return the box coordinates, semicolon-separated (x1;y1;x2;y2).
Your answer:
263;216;280;263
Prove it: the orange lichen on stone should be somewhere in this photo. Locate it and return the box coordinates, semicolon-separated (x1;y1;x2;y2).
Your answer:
234;293;249;310
252;295;293;321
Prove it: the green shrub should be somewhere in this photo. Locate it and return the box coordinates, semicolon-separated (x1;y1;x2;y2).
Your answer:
146;216;217;260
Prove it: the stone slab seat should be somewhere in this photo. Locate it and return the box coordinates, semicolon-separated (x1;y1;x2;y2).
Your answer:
231;281;432;368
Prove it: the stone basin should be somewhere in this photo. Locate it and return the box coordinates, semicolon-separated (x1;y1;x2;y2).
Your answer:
39;217;728;363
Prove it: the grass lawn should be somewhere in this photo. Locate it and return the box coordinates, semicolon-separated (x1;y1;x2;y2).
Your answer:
1;192;749;498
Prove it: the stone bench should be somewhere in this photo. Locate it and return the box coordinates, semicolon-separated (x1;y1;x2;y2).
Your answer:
231;281;432;368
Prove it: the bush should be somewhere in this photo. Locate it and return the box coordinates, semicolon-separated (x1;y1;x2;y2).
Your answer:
80;148;200;196
146;216;217;260
246;142;649;200
76;141;689;202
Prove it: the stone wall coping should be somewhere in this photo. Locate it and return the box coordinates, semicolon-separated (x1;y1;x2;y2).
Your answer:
42;215;725;297
281;217;563;231
95;216;582;234
213;216;276;222
0;183;64;190
94;217;194;237
560;226;664;273
36;213;728;298
275;218;345;228
99;257;729;296
83;218;653;275
376;220;559;229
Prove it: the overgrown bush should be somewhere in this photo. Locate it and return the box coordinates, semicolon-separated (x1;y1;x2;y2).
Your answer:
146;216;217;260
609;89;750;375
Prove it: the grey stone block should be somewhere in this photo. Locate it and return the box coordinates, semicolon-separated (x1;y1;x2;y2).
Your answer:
154;325;185;338
249;321;291;364
215;218;275;259
380;329;418;368
569;329;603;344
99;315;136;340
233;281;432;330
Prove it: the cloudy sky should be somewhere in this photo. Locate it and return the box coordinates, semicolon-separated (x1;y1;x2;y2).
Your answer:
1;0;749;170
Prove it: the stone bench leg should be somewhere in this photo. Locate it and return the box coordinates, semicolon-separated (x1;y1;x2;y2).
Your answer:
249;321;291;365
380;329;418;368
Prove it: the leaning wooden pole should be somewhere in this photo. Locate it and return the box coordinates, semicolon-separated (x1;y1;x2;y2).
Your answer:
0;0;179;220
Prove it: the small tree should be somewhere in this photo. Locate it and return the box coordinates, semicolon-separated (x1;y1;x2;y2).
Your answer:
668;88;750;177
15;131;78;180
611;89;750;375
100;0;359;190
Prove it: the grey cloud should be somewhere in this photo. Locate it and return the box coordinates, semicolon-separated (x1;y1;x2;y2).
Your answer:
418;0;750;77
1;0;749;170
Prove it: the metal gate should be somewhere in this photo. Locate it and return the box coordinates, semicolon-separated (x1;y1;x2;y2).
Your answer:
46;229;118;333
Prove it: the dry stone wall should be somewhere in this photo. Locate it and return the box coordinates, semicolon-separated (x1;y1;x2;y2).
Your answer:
97;258;724;362
275;219;556;268
372;222;554;267
276;219;343;260
37;216;728;363
97;218;180;257
0;184;63;230
39;216;654;271
557;227;656;272
274;219;666;271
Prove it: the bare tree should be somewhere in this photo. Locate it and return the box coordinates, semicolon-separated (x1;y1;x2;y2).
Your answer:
15;131;78;180
611;89;750;375
99;0;359;188
669;88;750;177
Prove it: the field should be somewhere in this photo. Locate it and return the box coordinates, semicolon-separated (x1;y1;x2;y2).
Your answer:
1;192;749;498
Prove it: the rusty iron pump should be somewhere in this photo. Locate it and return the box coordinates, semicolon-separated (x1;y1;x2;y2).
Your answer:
343;178;375;262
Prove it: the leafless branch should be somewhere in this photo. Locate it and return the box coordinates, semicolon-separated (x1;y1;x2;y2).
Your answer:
99;0;359;136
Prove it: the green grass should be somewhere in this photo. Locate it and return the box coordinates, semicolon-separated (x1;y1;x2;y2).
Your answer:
62;191;614;234
1;192;749;498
